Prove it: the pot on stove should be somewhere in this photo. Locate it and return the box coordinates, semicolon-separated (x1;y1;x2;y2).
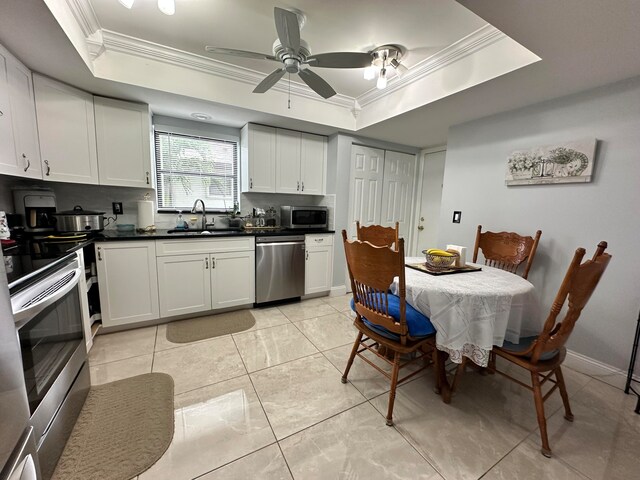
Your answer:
53;205;106;233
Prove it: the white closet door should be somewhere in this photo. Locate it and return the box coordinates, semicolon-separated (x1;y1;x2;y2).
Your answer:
380;150;417;242
347;145;385;239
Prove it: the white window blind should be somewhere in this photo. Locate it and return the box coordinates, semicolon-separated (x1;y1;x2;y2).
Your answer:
155;130;239;212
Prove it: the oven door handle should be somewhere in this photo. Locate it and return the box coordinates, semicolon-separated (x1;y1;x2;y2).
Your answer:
12;264;83;325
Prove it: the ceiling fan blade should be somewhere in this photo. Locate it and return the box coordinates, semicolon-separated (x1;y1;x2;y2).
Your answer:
253;68;286;93
305;52;372;69
274;7;300;54
205;46;278;61
298;69;337;99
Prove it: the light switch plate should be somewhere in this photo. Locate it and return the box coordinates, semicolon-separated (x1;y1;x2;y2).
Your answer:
452;211;461;223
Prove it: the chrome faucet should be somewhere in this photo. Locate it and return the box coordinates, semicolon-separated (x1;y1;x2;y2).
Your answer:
191;199;208;229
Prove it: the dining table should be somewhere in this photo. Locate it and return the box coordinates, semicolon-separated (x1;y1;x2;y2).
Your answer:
391;257;542;401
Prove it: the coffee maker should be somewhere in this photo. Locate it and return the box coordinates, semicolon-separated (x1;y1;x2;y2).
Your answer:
13;189;57;233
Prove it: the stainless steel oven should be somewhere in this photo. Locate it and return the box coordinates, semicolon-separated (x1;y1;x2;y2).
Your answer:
10;253;89;480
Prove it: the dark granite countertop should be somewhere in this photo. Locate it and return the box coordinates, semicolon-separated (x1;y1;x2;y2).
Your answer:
95;228;335;241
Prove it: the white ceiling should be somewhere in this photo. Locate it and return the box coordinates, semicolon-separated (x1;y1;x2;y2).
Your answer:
1;1;640;148
89;0;486;98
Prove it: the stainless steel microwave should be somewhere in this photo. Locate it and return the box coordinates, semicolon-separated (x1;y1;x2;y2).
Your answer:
280;206;328;229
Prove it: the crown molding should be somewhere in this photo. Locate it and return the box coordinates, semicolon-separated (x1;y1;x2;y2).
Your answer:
95;29;355;109
357;24;504;107
65;0;101;37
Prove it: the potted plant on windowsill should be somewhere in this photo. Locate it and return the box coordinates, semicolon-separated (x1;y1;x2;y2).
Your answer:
225;201;243;228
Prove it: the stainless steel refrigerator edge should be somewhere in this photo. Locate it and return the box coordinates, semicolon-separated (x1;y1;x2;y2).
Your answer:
0;250;40;480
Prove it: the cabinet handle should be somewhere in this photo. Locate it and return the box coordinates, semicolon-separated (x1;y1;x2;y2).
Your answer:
212;258;216;269
250;178;253;189
44;159;51;176
22;153;30;172
301;181;304;191
97;247;102;261
205;257;209;269
297;181;300;191
146;171;150;185
0;110;3;116
306;250;309;260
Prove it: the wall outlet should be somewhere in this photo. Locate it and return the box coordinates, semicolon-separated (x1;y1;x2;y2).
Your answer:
452;211;462;223
112;202;123;215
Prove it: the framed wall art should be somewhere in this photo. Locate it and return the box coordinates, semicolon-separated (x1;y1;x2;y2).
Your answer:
505;138;597;185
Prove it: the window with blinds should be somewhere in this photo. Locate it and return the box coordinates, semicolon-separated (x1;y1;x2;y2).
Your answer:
155;130;239;212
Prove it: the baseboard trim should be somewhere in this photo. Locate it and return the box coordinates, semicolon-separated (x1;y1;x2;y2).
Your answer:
564;349;636;390
330;285;347;296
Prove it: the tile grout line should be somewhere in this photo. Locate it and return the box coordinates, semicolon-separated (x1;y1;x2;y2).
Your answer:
229;333;297;480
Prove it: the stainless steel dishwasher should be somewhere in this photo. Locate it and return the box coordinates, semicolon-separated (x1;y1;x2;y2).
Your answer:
255;235;305;304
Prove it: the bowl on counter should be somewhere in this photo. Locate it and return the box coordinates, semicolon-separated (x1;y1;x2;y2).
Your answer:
116;224;135;233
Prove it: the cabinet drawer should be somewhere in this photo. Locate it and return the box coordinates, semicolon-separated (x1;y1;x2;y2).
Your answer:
155;236;255;256
305;234;333;247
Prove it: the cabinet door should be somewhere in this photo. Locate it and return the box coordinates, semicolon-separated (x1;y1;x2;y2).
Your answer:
246;124;276;192
305;245;333;295
33;74;99;184
157;254;211;318
7;56;42;179
211;250;255;309
0;49;18;176
95;96;152;188
96;241;159;327
300;133;326;195
275;128;301;194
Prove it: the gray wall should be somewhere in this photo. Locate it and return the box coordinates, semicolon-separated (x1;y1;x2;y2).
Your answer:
438;76;640;371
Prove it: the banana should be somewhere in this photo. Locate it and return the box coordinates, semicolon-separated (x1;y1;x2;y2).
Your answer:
424;248;454;256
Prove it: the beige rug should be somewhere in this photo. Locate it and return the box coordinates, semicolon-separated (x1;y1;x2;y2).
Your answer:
166;310;256;343
51;373;174;480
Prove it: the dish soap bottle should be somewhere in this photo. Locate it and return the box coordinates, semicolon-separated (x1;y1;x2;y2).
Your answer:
175;211;187;230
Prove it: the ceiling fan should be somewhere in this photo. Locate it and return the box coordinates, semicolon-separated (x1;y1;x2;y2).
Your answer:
204;7;373;99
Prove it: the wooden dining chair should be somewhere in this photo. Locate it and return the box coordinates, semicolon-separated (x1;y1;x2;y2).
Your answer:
341;230;437;426
489;241;611;457
472;225;542;279
356;221;400;251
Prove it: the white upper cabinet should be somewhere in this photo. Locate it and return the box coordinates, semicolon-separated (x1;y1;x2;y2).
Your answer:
241;123;276;193
300;133;327;195
0;45;42;179
275;128;302;194
94;96;152;188
0;48;18;177
242;123;327;195
33;74;99;184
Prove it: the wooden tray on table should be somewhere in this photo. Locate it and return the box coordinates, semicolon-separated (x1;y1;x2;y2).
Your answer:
406;262;482;276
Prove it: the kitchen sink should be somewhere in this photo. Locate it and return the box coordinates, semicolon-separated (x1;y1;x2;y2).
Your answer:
167;228;244;235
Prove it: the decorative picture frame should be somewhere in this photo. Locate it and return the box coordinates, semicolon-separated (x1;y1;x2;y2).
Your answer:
505;138;597;185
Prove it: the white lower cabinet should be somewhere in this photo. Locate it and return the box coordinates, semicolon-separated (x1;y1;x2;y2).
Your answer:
211;250;256;309
305;234;334;295
96;241;160;328
155;238;255;318
157;254;211;318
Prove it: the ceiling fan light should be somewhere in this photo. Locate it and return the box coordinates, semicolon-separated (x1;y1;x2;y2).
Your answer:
118;0;134;8
363;66;376;80
376;68;387;89
390;58;408;77
158;0;175;15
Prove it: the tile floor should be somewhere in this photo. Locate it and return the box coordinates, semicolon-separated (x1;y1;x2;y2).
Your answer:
88;296;640;480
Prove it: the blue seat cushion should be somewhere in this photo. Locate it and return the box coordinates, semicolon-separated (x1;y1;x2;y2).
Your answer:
350;295;435;340
501;336;559;361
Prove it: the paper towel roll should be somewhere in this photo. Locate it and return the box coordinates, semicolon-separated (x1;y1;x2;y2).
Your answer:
446;244;467;267
137;200;155;229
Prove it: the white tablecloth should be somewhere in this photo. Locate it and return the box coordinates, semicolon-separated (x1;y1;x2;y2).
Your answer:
391;257;542;367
